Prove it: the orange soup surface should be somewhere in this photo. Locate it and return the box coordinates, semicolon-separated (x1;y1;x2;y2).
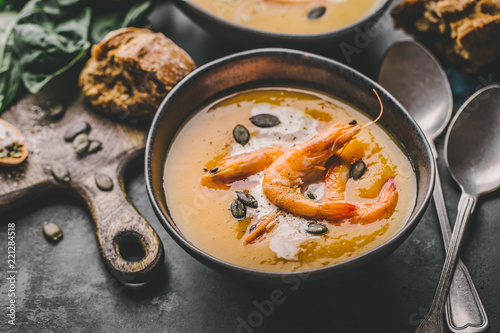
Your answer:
188;0;382;34
163;88;416;272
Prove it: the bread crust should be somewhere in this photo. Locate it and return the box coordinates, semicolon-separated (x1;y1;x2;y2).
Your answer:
392;0;500;72
79;28;196;122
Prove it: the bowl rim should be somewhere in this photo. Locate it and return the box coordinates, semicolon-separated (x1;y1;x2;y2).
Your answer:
145;48;435;279
174;0;394;40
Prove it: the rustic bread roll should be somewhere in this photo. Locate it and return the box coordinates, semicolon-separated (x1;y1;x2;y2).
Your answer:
79;28;196;122
392;0;500;72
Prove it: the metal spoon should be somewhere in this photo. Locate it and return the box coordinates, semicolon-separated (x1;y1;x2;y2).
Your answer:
416;85;500;332
378;40;488;332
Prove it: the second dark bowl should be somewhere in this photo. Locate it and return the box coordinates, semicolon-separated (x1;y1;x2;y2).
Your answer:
174;0;393;51
145;48;435;284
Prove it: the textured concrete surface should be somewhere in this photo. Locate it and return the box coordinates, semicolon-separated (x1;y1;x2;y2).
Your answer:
1;2;500;332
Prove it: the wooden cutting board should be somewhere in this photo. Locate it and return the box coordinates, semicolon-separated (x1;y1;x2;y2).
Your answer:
0;70;164;284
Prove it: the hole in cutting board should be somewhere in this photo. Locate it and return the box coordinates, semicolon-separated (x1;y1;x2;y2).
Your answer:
114;231;146;262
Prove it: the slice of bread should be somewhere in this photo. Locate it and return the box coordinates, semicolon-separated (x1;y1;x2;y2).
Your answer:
392;0;500;72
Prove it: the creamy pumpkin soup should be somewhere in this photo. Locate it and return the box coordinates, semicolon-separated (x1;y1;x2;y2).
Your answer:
163;88;416;272
187;0;382;35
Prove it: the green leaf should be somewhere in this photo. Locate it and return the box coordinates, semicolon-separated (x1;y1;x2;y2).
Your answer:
90;0;152;44
13;0;91;93
122;1;152;27
0;0;29;11
90;12;124;44
1;0;154;108
0;11;20;112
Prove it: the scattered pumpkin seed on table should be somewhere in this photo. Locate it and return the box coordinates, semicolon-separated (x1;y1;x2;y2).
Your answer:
95;172;113;191
86;140;102;154
73;133;90;155
249;114;280;128
51;163;71;183
49;104;65;119
231;199;246;219
64;121;90;141
43;222;63;242
233;124;250;145
350;158;367;180
236;191;258;208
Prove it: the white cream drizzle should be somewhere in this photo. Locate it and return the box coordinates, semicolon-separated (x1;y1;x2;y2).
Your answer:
229;105;324;260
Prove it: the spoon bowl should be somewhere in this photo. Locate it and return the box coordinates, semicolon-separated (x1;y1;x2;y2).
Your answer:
446;85;500;196
378;39;452;140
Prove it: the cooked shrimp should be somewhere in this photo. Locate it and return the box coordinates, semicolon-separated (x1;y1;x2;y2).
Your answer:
261;121;360;219
262;90;383;219
325;158;398;223
354;177;398;224
201;147;284;187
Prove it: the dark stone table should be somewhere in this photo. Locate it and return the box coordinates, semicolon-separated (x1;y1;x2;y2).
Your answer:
1;2;500;332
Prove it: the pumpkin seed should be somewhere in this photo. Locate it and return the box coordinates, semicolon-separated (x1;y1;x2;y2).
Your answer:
233;124;250;145
349;158;367;180
43;221;63;242
49;104;65;119
51;163;71;183
87;140;102;154
231;199;246;219
249;114;280;128
307;6;326;20
307;193;316;200
64;121;90;141
236;191;258;208
305;222;328;235
73;133;90;156
95;172;113;191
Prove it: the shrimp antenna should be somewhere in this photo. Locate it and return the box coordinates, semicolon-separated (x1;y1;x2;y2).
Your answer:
332;89;384;154
332;89;384;152
360;89;384;130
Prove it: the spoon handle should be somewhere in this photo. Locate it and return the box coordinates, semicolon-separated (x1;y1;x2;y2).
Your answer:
416;193;477;333
433;167;489;332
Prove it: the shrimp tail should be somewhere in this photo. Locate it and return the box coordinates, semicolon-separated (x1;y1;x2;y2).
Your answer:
319;201;358;220
354;177;398;223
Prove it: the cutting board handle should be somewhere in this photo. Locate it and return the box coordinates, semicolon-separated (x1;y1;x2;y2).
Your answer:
79;150;164;284
1;84;164;285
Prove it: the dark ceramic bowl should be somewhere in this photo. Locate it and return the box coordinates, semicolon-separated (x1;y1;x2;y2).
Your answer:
174;0;393;50
145;48;435;284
